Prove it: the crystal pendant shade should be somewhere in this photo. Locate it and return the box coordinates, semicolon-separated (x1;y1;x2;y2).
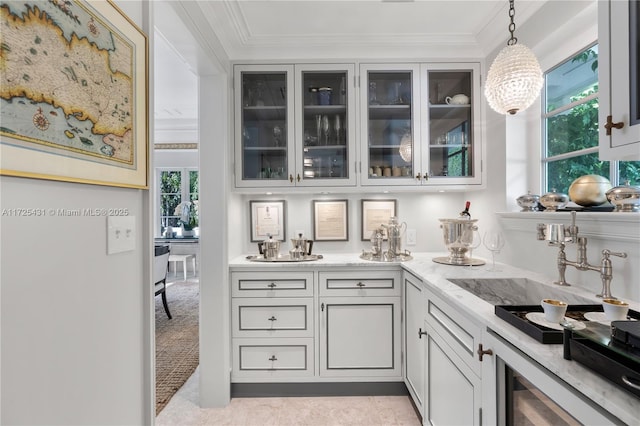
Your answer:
399;132;412;162
485;43;543;115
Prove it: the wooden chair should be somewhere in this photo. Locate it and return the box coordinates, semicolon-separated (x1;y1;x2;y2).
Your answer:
154;245;172;319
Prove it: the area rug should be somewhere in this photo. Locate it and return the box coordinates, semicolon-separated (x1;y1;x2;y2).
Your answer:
155;279;199;414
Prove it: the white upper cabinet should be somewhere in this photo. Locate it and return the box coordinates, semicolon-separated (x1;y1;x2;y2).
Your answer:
234;64;356;189
234;61;484;191
360;63;483;188
598;0;640;160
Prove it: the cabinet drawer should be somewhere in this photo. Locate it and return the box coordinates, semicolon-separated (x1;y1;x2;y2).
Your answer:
231;271;314;297
232;338;314;380
232;298;313;338
319;270;401;297
425;288;482;376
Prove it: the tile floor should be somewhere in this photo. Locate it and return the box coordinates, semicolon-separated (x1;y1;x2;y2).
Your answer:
156;369;421;426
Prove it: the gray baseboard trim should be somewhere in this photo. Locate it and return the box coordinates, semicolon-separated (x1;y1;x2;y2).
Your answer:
231;382;409;398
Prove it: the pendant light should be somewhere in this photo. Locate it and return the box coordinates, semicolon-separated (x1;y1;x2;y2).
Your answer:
484;0;543;115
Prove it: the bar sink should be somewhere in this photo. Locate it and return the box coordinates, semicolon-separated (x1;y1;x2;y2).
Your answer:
447;278;594;306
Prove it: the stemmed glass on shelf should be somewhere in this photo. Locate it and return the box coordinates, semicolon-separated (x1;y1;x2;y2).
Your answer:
483;230;505;271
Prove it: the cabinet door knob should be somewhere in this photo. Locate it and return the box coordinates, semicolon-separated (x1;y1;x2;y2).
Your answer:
604;115;624;136
268;355;277;362
418;328;427;339
415;173;422;180
289;174;294;183
268;316;277;322
477;343;493;361
321;302;325;312
356;281;365;287
297;173;301;182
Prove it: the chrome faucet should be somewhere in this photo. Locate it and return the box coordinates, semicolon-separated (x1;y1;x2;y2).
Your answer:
537;211;627;298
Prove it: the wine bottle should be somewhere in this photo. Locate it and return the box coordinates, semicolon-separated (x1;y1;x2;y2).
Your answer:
460;201;471;218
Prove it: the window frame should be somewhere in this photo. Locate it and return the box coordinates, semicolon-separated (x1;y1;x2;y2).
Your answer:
541;42;605;192
155;167;199;237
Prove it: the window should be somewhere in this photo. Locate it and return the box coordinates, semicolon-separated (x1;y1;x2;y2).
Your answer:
157;168;198;236
543;44;639;193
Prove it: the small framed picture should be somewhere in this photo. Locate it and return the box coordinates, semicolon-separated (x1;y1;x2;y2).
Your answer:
312;199;349;241
361;199;397;240
249;200;286;242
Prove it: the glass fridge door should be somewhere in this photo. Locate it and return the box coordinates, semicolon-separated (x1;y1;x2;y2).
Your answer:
240;70;289;182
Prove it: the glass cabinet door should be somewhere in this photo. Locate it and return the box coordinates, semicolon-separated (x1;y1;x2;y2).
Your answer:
235;65;294;187
361;64;420;186
423;64;481;185
295;64;355;186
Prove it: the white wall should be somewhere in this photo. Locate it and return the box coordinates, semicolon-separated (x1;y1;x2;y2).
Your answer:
0;1;153;424
234;192;466;255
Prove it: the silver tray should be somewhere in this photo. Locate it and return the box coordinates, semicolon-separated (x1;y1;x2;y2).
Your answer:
360;251;413;262
246;254;323;263
432;256;485;266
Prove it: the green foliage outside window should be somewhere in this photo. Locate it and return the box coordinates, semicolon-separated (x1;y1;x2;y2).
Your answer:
545;45;640;193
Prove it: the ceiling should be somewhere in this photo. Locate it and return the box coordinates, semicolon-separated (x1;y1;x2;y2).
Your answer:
154;0;549;140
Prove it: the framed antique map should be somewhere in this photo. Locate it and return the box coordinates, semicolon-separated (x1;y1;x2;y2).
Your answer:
0;0;148;188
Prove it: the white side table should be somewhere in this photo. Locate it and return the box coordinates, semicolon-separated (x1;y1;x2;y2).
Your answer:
168;254;196;281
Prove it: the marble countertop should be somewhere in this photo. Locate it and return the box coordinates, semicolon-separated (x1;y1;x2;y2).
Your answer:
229;252;640;424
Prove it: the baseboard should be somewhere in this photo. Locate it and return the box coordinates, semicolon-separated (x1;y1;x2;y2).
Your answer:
231;382;409;398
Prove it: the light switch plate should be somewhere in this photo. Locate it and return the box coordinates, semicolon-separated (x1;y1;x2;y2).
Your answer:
107;216;136;254
406;229;417;246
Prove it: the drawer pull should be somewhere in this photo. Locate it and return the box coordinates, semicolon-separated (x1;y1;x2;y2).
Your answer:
268;316;277;322
477;343;493;362
356;282;365;288
267;282;277;288
418;328;427;339
268;355;278;362
622;375;640;391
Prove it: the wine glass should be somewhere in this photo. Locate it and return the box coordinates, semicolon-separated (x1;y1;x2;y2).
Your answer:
322;115;330;145
483;230;505;271
334;114;342;145
467;229;481;266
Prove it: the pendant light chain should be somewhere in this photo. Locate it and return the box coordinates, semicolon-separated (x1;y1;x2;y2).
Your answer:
507;0;518;46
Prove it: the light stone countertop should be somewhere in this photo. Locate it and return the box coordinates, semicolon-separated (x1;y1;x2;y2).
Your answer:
229;252;640;424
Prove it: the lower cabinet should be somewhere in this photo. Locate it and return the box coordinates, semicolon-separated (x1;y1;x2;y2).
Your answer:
319;296;401;378
422;286;484;425
423;323;482;425
318;269;402;379
403;271;425;416
230;267;402;382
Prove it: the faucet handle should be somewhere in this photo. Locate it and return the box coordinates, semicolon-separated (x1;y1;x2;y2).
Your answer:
602;249;627;259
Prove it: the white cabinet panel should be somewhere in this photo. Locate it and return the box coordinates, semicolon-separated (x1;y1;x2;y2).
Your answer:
425;328;481;426
403;272;425;414
232;298;313;338
319;296;401;378
232;338;314;380
598;0;640;160
232;270;313;297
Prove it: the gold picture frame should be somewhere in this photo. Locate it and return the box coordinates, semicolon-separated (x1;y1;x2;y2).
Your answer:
313;199;349;241
0;1;148;188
